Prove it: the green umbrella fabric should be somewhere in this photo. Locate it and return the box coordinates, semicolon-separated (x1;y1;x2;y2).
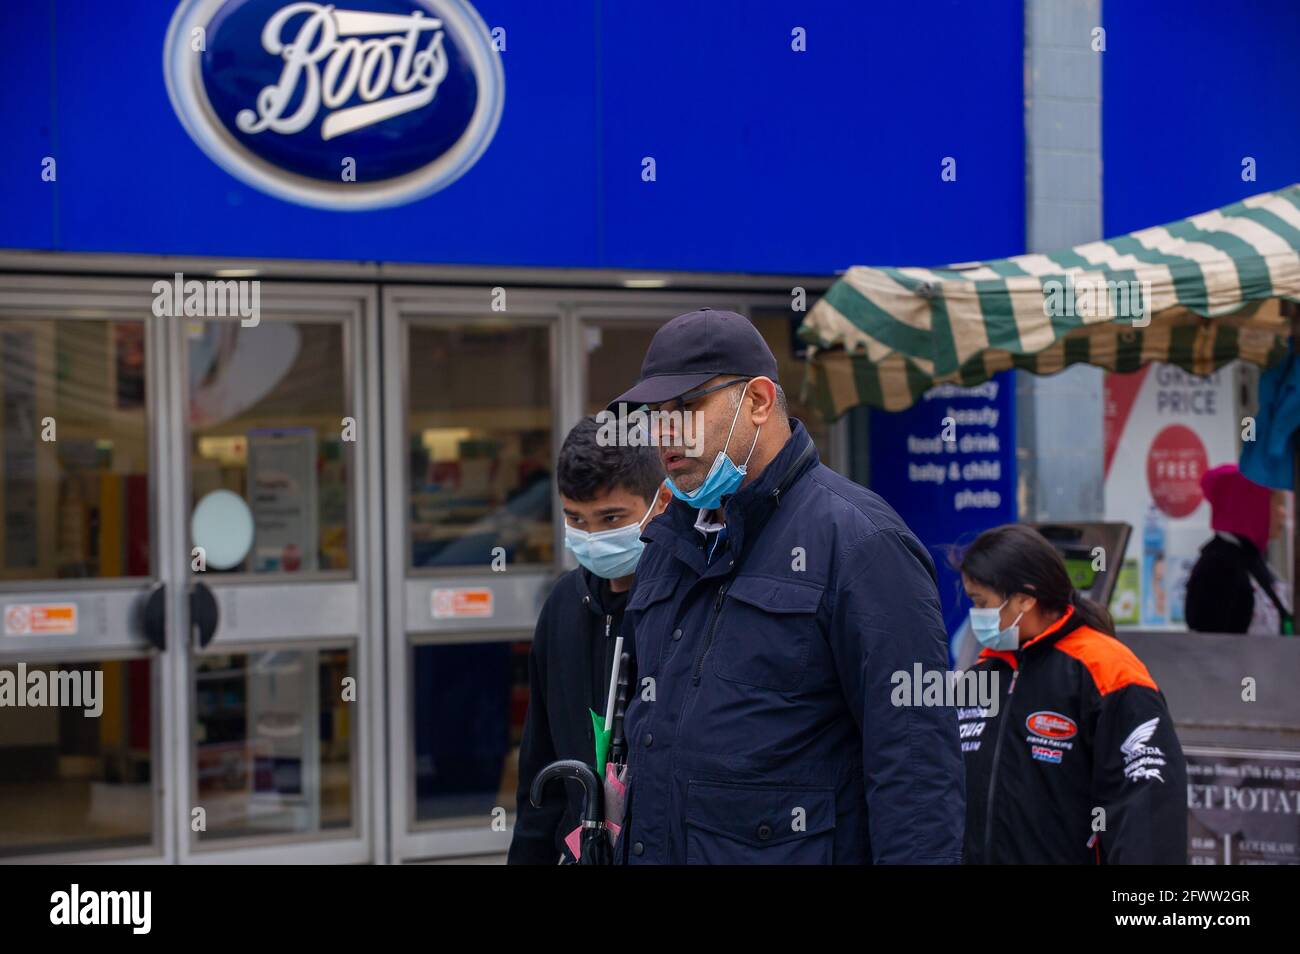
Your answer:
590;708;610;774
800;183;1300;417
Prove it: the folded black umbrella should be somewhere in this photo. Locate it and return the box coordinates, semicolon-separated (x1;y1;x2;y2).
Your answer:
530;759;610;865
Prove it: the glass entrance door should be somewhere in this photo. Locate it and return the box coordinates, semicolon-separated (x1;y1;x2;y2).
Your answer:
383;287;560;862
0;277;170;861
170;283;382;864
0;276;383;863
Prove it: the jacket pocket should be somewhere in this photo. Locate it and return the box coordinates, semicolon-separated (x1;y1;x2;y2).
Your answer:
627;574;680;668
711;575;823;692
627;573;678;612
684;779;835;864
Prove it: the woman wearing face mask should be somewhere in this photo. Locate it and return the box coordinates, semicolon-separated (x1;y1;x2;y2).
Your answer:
957;524;1187;864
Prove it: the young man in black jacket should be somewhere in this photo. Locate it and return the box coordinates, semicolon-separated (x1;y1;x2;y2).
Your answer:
509;416;669;864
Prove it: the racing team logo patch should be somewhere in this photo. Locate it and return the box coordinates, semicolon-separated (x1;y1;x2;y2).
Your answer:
1025;710;1076;765
1120;716;1167;782
1026;710;1078;740
1031;745;1063;764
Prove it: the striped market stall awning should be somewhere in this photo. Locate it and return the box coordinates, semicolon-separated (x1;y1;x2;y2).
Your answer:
800;183;1300;418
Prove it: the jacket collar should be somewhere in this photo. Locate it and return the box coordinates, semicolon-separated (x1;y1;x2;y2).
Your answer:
644;418;820;578
1021;604;1083;652
977;604;1084;668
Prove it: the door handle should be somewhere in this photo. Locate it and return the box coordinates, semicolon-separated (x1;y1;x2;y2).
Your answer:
138;582;220;650
191;581;220;648
142;583;166;651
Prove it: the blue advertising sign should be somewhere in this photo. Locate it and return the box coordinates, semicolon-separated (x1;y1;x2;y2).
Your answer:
868;373;1018;651
164;0;504;209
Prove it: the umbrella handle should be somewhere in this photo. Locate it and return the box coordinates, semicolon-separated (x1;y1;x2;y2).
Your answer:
529;759;604;824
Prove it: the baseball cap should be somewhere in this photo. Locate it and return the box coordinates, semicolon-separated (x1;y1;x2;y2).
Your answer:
608;308;779;409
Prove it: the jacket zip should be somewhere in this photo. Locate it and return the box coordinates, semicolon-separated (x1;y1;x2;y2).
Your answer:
691;585;728;685
983;665;1019;863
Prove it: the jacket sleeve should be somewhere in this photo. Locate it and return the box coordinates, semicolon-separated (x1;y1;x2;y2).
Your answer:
1090;682;1188;864
828;528;966;863
507;602;565;865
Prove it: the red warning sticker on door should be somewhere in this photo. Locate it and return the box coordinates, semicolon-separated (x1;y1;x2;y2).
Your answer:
4;603;78;636
431;588;494;620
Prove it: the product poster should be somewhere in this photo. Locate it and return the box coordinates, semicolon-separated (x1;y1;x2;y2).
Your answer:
1103;364;1239;628
247;428;319;573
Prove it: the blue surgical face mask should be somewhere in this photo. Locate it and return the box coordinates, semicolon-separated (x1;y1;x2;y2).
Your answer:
564;494;657;579
666;382;760;510
969;599;1024;651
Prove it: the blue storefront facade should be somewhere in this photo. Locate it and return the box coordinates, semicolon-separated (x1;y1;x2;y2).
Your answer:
0;0;1298;863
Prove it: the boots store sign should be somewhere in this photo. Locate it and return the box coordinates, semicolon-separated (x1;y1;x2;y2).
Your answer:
164;0;505;210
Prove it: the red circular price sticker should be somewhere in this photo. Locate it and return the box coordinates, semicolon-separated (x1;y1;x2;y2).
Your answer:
1146;424;1209;518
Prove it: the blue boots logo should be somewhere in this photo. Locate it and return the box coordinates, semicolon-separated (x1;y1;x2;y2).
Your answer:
164;1;504;209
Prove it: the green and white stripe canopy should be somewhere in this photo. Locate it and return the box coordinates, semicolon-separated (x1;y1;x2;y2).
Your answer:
800;183;1300;417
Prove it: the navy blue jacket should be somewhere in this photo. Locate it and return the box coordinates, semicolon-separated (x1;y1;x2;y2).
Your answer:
615;420;965;864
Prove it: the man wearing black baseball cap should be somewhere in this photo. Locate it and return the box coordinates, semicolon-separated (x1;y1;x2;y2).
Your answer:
609;308;964;865
609;308;784;510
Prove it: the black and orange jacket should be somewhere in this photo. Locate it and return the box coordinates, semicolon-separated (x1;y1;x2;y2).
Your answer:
961;606;1187;864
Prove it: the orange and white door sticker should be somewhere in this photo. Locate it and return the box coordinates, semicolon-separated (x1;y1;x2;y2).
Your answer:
4;603;78;636
431;588;494;620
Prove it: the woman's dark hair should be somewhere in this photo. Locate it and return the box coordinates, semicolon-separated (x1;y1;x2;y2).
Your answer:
956;524;1115;635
